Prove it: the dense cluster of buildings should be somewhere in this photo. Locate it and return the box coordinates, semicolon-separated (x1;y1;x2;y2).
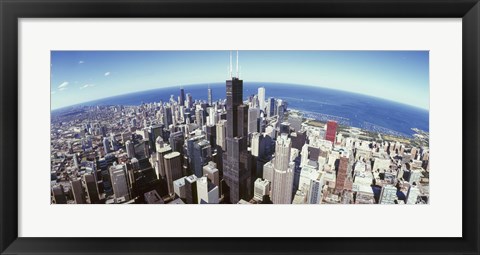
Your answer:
50;54;430;205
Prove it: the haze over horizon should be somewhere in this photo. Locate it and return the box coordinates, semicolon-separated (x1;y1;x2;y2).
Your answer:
51;50;429;110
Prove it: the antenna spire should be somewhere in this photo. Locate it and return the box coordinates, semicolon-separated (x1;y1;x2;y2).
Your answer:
229;51;233;78
236;50;239;78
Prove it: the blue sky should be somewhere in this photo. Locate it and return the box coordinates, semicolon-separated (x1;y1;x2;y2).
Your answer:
51;50;429;110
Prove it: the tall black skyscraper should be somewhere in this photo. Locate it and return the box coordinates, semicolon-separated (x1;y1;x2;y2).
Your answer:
223;51;252;203
179;88;185;106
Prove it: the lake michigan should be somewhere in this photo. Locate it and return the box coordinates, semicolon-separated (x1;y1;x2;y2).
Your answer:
59;82;429;137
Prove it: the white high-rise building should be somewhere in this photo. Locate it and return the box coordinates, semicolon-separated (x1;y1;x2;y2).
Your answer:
274;134;291;172
251;132;262;157
207;107;217;126
406;186;420;204
263;161;274;183
254;178;270;201
271;134;294;204
379;184;397;204
216;120;227;150
203;161;219;187
272;162;295;204
258;87;266;111
196;176;219;204
125;140;135;158
109;164;130;203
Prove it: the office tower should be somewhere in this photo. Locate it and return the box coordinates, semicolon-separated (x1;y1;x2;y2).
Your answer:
164;151;182;197
196;177;219;204
148;125;163;152
51;185;67;204
335;156;349;193
155;136;164;152
103;137;111;154
223;52;253;203
173;177;186;200
109;164;130;203
163;106;173;127
263;161;274;183
271;135;294;204
203;161;219;187
280;122;291;135
208;86;213;105
206;107;217;126
206;124;217;148
70;179;86;204
110;133;119;151
248;108;260;134
185;175;198;204
254;178;270;201
83;173;100;204
266;97;275;117
179;88;185;106
291;129;307;150
191;138;212;177
251;132;264;157
169;131;184;153
258;87;266;111
307;179;323;204
155;146;172;179
325;120;337;144
379;184;397;204
216;120;227;150
251;95;259;108
186;93;193;108
406;186;420;204
144;190;164;204
195;108;205;127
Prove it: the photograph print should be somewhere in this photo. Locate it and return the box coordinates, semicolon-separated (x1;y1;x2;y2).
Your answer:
50;50;430;205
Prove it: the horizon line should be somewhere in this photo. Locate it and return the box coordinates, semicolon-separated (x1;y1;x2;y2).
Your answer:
51;81;429;112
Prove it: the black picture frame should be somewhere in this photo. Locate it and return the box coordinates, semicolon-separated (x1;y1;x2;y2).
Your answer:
1;0;479;254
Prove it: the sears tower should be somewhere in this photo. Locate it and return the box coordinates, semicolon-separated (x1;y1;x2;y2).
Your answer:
223;51;252;203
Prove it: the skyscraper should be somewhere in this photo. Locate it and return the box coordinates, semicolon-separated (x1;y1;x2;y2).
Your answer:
196;176;219;204
156;146;172;179
103;137;111;154
326;120;337;144
223;51;252;203
266;97;275;118
163;106;173;127
83;173;100;204
335;156;349;193
258;87;265;111
164;151;182;197
248;108;260;134
179;88;185;106
216;120;227;151
271;134;294;204
70;179;86;204
379;184;397;204
208;86;213;105
125;140;135;159
254;178;270;201
109;164;130;203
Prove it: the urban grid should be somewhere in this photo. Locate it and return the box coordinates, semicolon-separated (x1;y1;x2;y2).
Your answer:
51;52;430;205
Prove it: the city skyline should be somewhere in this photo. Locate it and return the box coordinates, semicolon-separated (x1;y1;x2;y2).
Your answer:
51;50;429;110
50;51;429;205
